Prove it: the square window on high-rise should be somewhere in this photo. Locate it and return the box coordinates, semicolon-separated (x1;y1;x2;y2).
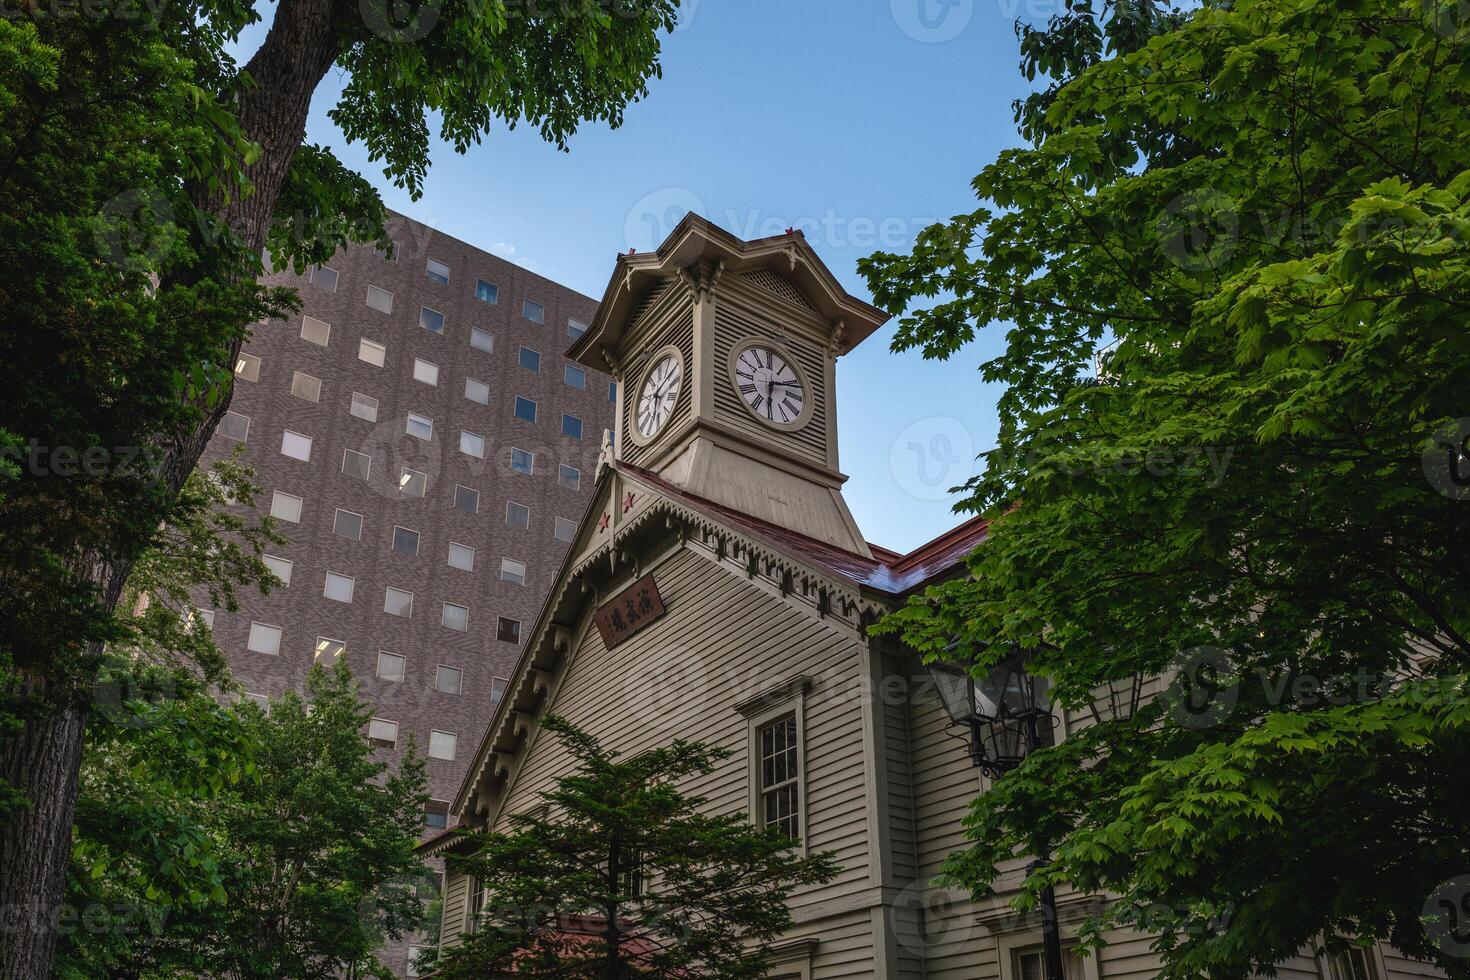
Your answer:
270;491;303;523
342;449;371;480
435;665;462;696
490;676;509;702
368;718;398;749
300;316;331;347
441;602;469;632
373;241;397;262
323;571;355;604
447;542;474;571
510;448;534;475
413;358;439;386
505;501;529;530
465;378;490;405
453;485;480;514
564;365;586;389
513;397;537;423
562;414;583;440
314;637;346;666
376;651;405;683
420;307;445;334
242;692;269;713
470;327;493;353
366;285;394;314
558;465;581;491
399;468;427;497
522;299;544;324
333;509;363;540
554;517;577;543
425;258;449;285
263;554;293;587
518;347;540;373
567;319;588;340
392;526;420;557
475;279;498;304
280;430;312;462
428;729;457;760
496;618;520;644
291;371;322;403
406;413;434;441
218;411;251;442
350;391;379;422
383;587;414;618
247;622;282;656
235;352;261;382
359;338;387;367
309;266;338;292
459;430;485;459
499;558;527;587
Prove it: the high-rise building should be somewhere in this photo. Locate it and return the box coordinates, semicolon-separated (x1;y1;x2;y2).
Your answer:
196;210;611;975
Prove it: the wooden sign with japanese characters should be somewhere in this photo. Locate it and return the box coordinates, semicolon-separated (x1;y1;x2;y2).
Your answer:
594;574;667;649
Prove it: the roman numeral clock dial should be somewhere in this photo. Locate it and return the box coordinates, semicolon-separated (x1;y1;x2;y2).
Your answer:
635;351;683;440
734;345;805;426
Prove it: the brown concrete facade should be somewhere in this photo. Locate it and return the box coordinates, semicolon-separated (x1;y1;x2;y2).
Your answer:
196;211;611;975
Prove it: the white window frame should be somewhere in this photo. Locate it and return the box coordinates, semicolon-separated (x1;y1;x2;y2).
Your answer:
300;316;331;347
376;651;406;683
459;430;486;459
309;265;338;292
735;675;812;853
453;485;480;514
392;525;421;557
499;558;527;586
464;377;490;405
247;621;283;656
554;517;577;543
420;306;446;334
383;587;414;619
314;636;346;666
413;358;440;386
505;500;530;529
558;464;581;490
997;933;1099;980
441;602;470;632
365;284;394;314
447;542;475;572
290;371;322;403
279;429;312;461
399;468;427;497
323;571;355;604
510;448;535;475
359;338;387;367
269;491;303;523
406;413;434;441
425;257;450;284
333;508;364;540
428;729;457;760
350;391;379;422
341;449;372;481
235;352;261;382
368;718;399;748
435;665;463;696
263;554;293;587
470;327;494;353
219;411;251;443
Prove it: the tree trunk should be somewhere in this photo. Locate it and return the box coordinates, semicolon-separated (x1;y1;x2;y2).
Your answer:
0;0;343;974
0;694;87;980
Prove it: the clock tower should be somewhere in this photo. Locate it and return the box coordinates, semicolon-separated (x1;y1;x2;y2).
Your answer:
568;215;889;555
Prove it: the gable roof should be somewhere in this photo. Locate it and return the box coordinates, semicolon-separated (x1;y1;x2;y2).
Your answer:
567;213;891;375
614;460;987;597
448;458;988;821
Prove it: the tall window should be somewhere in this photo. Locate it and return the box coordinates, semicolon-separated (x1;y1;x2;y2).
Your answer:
758;714;800;840
1325;948;1381;980
1013;947;1086;980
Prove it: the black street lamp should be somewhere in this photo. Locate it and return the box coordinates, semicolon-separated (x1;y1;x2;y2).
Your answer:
925;651;1066;980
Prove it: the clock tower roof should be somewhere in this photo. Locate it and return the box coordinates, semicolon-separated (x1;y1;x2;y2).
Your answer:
568;213;890;376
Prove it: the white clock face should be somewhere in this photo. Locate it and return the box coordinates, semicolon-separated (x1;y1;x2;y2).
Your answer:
734;346;805;426
636;353;683;438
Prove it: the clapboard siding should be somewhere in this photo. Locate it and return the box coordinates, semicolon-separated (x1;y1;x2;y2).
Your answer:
489;545;878;954
440;866;470;949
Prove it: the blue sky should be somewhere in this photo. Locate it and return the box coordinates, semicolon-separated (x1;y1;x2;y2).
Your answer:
249;0;1037;551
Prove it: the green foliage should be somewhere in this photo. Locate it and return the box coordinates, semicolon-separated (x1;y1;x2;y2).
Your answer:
61;661;432;979
861;0;1470;975
436;717;838;979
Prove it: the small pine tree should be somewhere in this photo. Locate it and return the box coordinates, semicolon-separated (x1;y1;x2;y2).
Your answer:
434;716;838;979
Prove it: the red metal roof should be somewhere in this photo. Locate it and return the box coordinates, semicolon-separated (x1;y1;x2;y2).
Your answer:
615;461;986;596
